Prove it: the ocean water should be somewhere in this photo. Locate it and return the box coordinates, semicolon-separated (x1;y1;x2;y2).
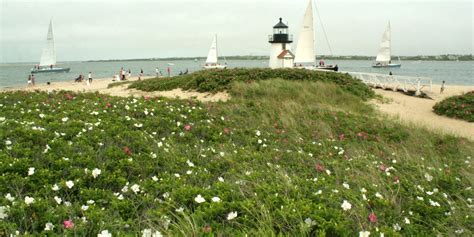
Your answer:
0;60;472;88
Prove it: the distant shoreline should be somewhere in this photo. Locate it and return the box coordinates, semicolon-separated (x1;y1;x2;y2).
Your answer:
1;55;471;64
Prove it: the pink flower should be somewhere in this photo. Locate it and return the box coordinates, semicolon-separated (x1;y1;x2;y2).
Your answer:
315;163;325;172
368;212;377;223
379;164;386;172
184;124;192;131
357;132;369;139
338;134;345;141
63;220;74;229
223;128;231;134
123;146;132;156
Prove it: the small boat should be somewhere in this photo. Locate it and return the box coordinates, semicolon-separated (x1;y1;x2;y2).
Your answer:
294;0;338;72
203;35;227;69
372;22;401;68
31;20;70;74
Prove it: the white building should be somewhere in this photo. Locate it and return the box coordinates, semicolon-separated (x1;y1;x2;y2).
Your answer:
268;18;295;69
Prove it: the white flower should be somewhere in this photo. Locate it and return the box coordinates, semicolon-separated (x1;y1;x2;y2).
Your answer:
87;200;95;205
360;188;367;193
218;177;224;182
359;231;370;237
24;196;35;205
194;194;205;203
341;200;352;211
54;196;62;204
256;130;261;136
131;184;140;193
424;173;433;182
152;176;158;181
81;205;89;211
342;182;350;189
66;180;74;189
52;184;60;191
0;117;5;122
0;206;7;220
64;201;72;206
186;160;194;167
375;192;383;199
404;217;410;224
227;211;238;220
62;117;69;122
39;114;45;119
134;123;143;128
5;193;14;202
142;229;163;237
92;168;101;179
304;218;316;226
429;199;441;207
258;139;263;144
98;230;112;237
175;207;184;213
211;197;221;202
393;223;401;231
219;152;225;157
44;222;54;231
326;169;331;175
27;167;35;176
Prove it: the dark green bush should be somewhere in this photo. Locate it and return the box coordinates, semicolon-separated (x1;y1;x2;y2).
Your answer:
433;91;474;122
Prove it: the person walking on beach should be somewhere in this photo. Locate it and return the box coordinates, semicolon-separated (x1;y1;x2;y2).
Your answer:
155;67;160;77
128;69;131;79
88;72;92;85
27;74;33;87
167;67;171;77
31;74;36;86
440;81;446;94
138;69;143;81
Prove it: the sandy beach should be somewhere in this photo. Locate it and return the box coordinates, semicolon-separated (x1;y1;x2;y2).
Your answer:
0;76;230;102
371;84;474;140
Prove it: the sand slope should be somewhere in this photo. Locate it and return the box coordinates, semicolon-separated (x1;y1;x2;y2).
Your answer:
1;77;229;102
371;84;474;140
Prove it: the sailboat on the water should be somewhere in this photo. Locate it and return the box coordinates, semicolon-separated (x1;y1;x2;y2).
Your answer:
31;20;70;74
203;35;227;69
372;22;401;68
294;0;338;71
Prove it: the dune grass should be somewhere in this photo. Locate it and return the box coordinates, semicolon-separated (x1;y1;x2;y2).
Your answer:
0;75;472;236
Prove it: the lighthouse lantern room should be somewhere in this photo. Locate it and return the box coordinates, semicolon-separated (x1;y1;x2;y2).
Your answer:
268;18;295;69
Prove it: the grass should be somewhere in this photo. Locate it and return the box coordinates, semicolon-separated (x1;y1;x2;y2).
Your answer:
107;81;134;89
0;71;473;236
433;91;474;122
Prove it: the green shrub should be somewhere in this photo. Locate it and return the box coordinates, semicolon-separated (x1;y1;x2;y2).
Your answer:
433;91;474;122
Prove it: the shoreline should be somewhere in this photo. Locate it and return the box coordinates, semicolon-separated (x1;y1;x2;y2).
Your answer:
371;84;474;140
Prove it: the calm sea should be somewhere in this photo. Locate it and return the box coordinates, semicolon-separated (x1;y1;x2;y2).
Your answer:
0;60;472;88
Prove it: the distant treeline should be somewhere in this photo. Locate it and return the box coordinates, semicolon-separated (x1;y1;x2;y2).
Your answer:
87;54;472;62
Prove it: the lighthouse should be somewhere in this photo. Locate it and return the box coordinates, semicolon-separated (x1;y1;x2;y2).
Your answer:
268;18;295;69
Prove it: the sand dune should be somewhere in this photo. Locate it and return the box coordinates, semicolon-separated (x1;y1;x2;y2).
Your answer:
371;84;474;140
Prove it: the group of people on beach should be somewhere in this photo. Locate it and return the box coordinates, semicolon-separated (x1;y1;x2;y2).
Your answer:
74;72;93;84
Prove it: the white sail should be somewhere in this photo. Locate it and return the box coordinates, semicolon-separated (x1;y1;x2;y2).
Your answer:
375;22;391;63
39;20;57;67
294;0;316;65
205;35;218;64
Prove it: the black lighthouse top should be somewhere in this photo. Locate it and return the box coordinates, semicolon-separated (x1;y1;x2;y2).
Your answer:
269;18;293;44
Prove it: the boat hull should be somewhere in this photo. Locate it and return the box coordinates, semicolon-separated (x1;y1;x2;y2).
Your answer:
31;68;71;74
203;65;227;69
296;65;339;72
372;64;401;68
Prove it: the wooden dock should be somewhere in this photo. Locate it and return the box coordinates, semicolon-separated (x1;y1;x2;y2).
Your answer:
344;71;433;95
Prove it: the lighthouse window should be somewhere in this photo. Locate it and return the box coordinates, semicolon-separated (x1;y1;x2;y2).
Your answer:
274;28;287;34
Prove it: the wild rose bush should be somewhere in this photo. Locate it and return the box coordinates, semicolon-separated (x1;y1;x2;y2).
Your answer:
0;78;473;236
129;68;375;100
433;91;474;122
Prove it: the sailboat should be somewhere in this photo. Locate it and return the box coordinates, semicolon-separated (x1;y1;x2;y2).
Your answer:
31;20;70;74
372;22;401;68
203;35;227;69
294;0;338;71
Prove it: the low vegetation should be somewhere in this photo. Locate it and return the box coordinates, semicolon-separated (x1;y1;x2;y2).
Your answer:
1;71;473;236
129;68;375;100
433;91;474;122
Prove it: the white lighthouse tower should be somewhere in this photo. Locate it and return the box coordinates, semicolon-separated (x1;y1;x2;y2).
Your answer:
268;18;295;69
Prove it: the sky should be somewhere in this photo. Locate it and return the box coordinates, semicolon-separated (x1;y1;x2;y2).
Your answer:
0;0;472;62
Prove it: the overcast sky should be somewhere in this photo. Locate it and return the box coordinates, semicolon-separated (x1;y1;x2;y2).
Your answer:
0;0;472;62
